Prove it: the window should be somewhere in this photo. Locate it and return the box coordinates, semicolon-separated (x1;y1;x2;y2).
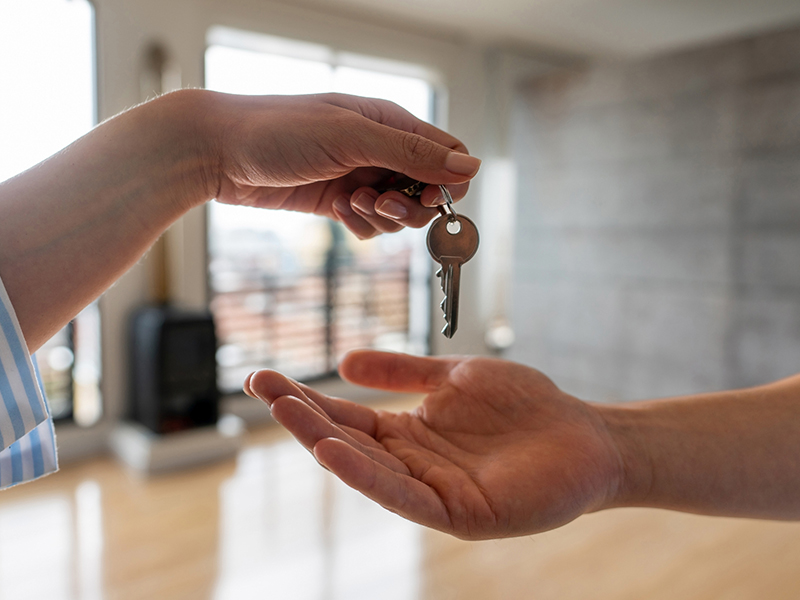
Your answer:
0;0;101;425
205;27;434;391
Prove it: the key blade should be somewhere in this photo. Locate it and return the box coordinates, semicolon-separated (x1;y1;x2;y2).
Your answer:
441;263;454;338
448;262;460;337
440;261;460;338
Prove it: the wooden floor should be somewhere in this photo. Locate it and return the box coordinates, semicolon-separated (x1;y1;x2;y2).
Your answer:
2;395;800;600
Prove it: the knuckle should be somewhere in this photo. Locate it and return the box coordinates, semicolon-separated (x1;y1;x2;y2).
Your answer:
400;132;436;164
370;97;403;118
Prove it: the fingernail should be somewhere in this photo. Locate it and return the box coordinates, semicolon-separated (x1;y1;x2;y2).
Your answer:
376;198;408;219
333;196;353;216
445;151;481;176
431;193;447;206
243;372;256;398
352;192;376;215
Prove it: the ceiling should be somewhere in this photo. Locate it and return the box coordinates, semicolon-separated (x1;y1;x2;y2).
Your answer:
298;0;800;57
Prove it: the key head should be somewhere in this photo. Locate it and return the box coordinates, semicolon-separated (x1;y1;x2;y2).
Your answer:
427;215;480;264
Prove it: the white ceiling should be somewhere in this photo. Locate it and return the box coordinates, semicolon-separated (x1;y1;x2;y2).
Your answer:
302;0;800;57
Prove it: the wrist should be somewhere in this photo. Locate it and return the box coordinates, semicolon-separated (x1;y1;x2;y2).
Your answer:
135;89;222;215
169;89;226;205
594;403;656;509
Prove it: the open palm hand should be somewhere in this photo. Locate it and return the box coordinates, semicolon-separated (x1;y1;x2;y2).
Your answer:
246;350;624;540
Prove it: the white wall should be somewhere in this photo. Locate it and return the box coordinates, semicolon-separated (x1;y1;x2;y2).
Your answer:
508;24;800;403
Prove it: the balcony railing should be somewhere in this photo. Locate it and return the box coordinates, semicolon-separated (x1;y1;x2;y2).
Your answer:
211;253;412;393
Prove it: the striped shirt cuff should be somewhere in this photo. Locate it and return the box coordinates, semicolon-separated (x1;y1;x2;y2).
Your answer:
0;276;58;489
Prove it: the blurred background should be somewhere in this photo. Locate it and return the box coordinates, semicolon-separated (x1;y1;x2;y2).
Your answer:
1;0;800;598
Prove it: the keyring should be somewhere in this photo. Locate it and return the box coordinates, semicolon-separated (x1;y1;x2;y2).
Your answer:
437;185;458;221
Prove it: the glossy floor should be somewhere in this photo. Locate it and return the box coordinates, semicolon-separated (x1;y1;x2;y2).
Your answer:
2;395;800;600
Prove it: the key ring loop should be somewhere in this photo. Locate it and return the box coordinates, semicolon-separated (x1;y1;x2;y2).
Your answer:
437;185;458;222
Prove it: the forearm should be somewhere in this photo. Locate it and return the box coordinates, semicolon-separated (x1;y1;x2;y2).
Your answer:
0;90;215;351
0;89;478;353
601;375;800;519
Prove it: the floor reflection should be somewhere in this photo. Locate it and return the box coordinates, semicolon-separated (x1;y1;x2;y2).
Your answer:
75;481;103;600
0;479;102;600
214;440;420;600
4;402;794;599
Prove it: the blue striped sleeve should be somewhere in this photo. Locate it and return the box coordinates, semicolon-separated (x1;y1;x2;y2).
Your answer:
0;276;58;489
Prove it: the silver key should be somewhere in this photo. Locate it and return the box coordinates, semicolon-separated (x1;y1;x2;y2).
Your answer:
427;193;479;338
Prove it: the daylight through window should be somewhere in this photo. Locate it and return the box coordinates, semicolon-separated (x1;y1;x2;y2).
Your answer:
0;0;100;425
205;28;435;390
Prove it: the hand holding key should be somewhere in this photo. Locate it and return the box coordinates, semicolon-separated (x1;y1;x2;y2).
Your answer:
212;93;478;240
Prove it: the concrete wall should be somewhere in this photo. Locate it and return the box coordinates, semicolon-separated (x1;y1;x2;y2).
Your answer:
508;25;800;402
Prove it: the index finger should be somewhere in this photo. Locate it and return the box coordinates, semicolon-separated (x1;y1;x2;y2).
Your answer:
246;369;379;436
322;94;468;154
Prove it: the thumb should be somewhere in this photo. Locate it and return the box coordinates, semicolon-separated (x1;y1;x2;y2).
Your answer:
338;350;458;393
355;121;481;184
